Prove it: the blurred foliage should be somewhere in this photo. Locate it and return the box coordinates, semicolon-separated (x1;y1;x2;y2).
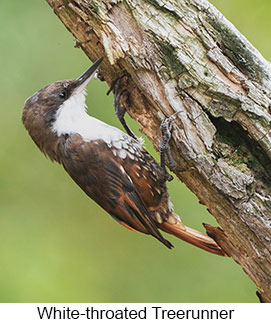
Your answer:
0;0;270;302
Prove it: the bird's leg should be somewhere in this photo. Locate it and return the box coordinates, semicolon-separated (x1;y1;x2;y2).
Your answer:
159;113;180;182
111;77;137;140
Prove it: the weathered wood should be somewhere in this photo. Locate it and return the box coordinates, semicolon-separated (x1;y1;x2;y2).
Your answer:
45;0;271;302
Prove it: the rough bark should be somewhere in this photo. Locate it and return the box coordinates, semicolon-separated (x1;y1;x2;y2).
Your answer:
45;0;271;302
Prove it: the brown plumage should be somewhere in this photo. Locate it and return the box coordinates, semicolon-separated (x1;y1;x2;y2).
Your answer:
22;57;226;256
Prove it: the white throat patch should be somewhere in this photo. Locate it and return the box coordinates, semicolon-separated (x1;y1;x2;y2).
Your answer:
52;90;128;144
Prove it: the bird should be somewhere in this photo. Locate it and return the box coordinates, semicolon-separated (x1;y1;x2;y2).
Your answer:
22;56;226;256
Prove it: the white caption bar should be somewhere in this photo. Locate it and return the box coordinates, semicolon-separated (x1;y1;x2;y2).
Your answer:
0;303;269;322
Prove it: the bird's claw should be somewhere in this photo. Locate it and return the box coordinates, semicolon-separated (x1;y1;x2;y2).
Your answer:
109;76;137;140
159;112;182;181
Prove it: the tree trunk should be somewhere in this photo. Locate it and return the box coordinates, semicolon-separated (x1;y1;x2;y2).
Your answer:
45;0;271;302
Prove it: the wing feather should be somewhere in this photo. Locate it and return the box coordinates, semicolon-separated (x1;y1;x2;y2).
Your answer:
59;135;173;248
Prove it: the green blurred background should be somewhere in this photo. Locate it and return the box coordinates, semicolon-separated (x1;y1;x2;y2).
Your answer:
0;0;270;303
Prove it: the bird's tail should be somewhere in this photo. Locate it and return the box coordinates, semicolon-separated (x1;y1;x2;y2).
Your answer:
158;217;227;256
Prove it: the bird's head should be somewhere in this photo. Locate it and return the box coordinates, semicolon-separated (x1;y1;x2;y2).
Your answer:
22;56;103;136
22;56;103;160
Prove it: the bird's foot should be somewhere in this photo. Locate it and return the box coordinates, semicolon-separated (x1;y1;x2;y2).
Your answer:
159;112;182;181
107;75;137;140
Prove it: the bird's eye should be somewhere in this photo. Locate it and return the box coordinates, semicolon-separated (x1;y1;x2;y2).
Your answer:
58;91;67;99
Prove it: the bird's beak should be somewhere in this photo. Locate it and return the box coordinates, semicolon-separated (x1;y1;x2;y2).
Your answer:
76;56;104;92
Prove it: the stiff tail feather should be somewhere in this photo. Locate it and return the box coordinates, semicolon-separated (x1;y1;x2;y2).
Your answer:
159;221;227;256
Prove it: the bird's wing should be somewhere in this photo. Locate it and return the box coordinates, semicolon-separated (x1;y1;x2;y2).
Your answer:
59;134;173;248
